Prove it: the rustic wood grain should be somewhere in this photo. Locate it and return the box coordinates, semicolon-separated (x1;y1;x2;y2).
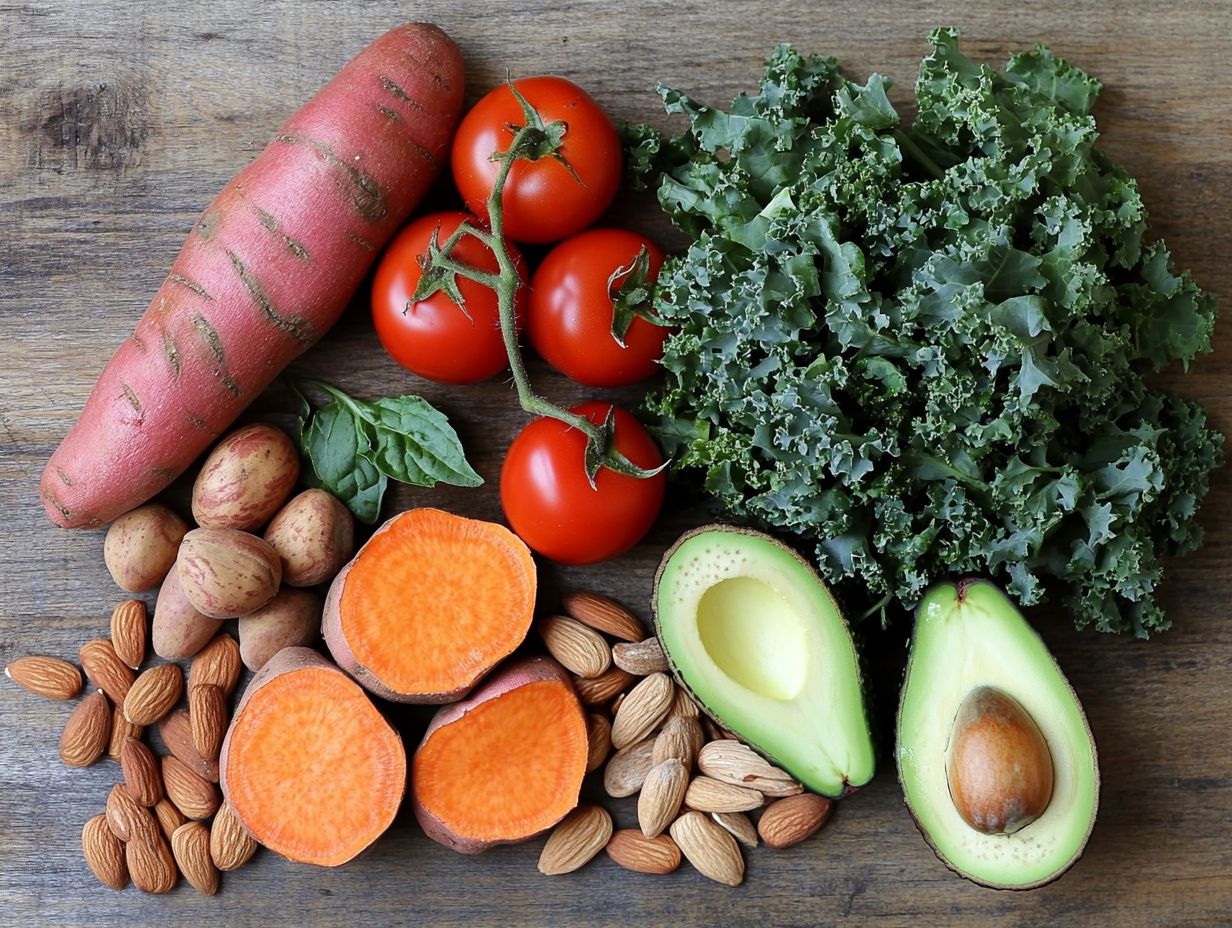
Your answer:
2;1;1230;924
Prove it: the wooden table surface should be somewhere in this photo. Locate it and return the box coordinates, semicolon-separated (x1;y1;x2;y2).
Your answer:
2;1;1230;925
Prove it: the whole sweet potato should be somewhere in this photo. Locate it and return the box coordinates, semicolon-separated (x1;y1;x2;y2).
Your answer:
40;24;465;528
263;489;355;587
192;423;299;530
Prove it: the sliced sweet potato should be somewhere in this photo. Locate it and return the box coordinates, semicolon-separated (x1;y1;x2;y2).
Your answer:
323;508;535;703
219;647;405;867
412;657;587;853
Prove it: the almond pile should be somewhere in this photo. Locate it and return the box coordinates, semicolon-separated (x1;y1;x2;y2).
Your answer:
536;591;835;884
5;600;258;894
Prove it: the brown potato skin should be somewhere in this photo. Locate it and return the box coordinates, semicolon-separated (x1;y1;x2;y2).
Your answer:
103;504;189;592
238;588;323;671
152;568;221;660
175;527;282;619
263;489;355;587
191;423;299;532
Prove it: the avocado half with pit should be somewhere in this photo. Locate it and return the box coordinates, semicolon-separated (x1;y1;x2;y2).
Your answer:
896;579;1099;889
653;525;875;798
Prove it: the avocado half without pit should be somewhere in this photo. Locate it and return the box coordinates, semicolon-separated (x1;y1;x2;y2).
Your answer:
653;525;875;798
896;579;1100;889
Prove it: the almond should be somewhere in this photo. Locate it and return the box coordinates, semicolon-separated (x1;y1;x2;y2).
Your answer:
5;655;82;700
159;709;219;782
58;689;111;768
126;829;178;894
603;737;656;798
670;688;700;720
161;754;220;820
188;633;242;696
171;821;219;895
106;783;156;843
119;738;163;806
82;813;128;890
153;798;188;841
123;663;183;726
758;794;833;848
653;716;703;769
606;829;682;874
610;672;674;749
538;615;611;678
711;811;759;849
563;590;646;641
574;667;633;706
110;599;147;669
80;638;135;706
537;804;613;875
107;707;143;760
697;740;804;797
189;683;227;762
210;800;258;871
684;776;765;813
638;758;688;838
612;636;669;676
670;810;744;886
586;713;612;774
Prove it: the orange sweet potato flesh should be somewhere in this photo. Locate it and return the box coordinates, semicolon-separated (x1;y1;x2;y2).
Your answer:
219;647;405;867
412;657;588;853
323;508;536;703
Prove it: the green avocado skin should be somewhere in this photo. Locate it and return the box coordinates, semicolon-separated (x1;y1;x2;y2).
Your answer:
895;578;1100;890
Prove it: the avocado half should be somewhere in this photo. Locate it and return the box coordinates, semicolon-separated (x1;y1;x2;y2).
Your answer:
653;525;875;798
896;579;1099;889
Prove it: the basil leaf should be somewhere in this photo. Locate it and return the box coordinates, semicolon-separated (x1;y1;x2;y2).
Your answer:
361;395;483;488
299;400;388;524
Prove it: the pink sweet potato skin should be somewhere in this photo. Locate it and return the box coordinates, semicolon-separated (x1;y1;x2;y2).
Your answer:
41;24;465;529
411;657;583;854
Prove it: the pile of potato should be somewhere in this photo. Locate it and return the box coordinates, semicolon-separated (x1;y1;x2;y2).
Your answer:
102;424;355;671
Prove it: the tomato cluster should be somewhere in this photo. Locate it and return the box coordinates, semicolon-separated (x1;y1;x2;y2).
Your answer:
370;77;670;565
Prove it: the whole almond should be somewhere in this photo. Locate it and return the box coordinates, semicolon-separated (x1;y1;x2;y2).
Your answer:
606;829;681;874
638;758;688;838
124;663;182;726
574;667;633;706
610;672;674;749
684;776;765;813
538;615;611;678
82;813;128;890
211;800;258;871
107;707;143;760
154;798;188;842
5;655;82;700
79;639;134;705
171;821;219;895
189;683;227;762
59;690;111;767
110;599;147;669
161;754;220;820
106;783;156;843
126;829;177;894
563;590;646;641
189;633;242;696
159;709;219;782
711;811;759;849
537;804;613;875
758;794;833;848
603;738;657;798
653;716;704;769
670;689;700;720
612;636;669;676
119;738;163;806
670;810;744;886
586;713;612;774
697;740;804;797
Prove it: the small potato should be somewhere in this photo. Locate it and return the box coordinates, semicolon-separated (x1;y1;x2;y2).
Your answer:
191;423;299;531
176;527;281;619
104;503;190;592
264;489;356;587
238;588;324;671
153;569;220;660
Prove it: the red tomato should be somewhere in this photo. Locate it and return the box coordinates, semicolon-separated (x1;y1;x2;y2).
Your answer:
529;228;669;387
500;402;666;564
452;77;621;244
371;211;527;385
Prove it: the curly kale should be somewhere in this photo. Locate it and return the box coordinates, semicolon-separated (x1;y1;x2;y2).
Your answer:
632;28;1222;636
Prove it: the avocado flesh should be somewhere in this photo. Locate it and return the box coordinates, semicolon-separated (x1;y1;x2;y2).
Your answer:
654;526;875;798
897;580;1099;889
